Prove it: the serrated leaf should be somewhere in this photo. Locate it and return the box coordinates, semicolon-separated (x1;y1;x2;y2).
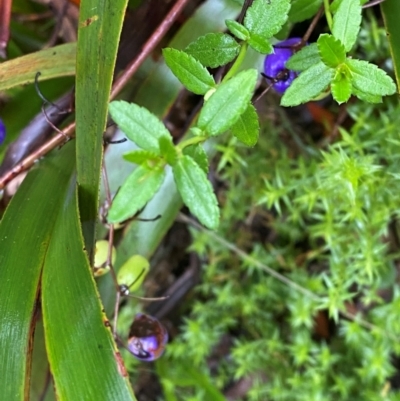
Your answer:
173;155;219;229
244;0;291;39
351;86;382;103
159;136;177;166
183;145;209;174
331;73;352;104
289;0;323;23
318;34;346;68
346;59;397;96
109;101;171;153
123;150;160;165
163;48;215;95
281;61;334;106
108;166;166;223
286;43;320;71
225;20;250;41
248;34;274;54
185;33;240;68
230;103;259;147
332;0;361;52
198;69;258;136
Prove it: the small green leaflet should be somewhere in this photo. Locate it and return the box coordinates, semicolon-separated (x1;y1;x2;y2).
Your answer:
198;69;258;136
109;101;171;153
281;61;334;106
159;136;177;166
331;66;352;104
123;150;160;165
185;33;240;68
173;155;219;230
163;48;215;95
107;165;165;223
289;0;322;23
225;20;250;41
346;59;397;97
286;43;320;72
317;34;346;68
332;0;361;52
244;0;290;40
183;145;209;174
230;103;259;147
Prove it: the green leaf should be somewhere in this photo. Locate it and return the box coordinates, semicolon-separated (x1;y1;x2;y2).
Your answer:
332;0;362;52
173;155;219;229
244;0;291;39
317;34;346;68
123;150;160;165
230;103;259;147
225;20;250;41
42;166;136;401
0;43;75;91
109;101;172;153
351;87;382;103
184;33;240;68
163;48;216;95
198;69;258;136
159;136;178;166
108;165;166;223
331;68;352;104
183;145;209;174
0;144;75;401
289;0;323;23
117;255;150;293
75;0;128;255
381;0;400;92
346;59;397;96
247;34;274;54
281;61;334;106
286;43;320;71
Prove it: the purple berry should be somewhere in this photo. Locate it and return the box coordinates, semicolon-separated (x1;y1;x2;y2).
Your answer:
264;37;302;94
127;313;168;362
0;119;5;145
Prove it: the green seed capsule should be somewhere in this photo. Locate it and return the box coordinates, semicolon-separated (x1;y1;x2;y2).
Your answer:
117;254;150;293
94;240;116;277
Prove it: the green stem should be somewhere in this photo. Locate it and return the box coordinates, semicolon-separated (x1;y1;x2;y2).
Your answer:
323;0;333;31
176;135;206;152
222;42;248;82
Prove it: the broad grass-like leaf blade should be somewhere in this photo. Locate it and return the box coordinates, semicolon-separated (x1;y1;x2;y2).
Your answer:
75;0;128;255
163;48;216;95
42;157;136;401
0;143;75;401
0;43;75;91
381;0;400;90
198;69;258;136
173;155;219;229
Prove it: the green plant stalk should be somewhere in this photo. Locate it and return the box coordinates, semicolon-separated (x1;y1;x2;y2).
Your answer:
222;41;248;82
323;0;333;31
176;135;207;152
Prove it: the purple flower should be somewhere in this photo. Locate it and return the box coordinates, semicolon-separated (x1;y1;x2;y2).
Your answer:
264;37;303;94
127;313;168;362
0;119;5;145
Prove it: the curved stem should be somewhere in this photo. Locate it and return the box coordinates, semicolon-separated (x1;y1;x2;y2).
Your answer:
222;42;248;83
